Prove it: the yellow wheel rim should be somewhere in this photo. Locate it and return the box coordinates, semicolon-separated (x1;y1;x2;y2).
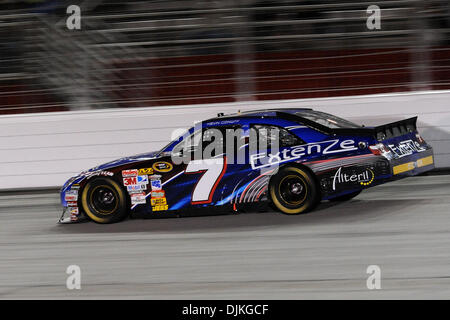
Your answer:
82;179;125;223
270;167;312;215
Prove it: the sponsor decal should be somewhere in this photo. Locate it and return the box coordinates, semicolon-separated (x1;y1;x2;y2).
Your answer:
138;168;154;175
393;155;433;175
152;161;173;173
70;207;79;215
122;169;138;177
71;184;80;190
136;175;149;184
250;139;357;170
124;175;148;187
130;193;146;205
417;155;433;168
67;201;77;207
151;197;168;211
151;179;162;191
123;177;137;186
151;190;165;198
332;167;375;190
85;171;114;179
388;139;426;158
65;190;78;201
126;184;147;193
206;119;240;126
65;195;77;202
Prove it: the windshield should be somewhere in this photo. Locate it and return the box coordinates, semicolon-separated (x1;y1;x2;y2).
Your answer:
158;127;192;155
295;110;360;129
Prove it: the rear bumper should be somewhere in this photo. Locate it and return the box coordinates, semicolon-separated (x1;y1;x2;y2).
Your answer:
317;148;435;200
389;148;435;177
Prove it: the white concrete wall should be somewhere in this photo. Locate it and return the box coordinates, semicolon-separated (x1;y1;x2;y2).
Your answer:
1;90;449;190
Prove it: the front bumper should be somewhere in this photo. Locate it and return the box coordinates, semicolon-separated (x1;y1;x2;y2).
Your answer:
58;206;88;224
59;178;86;224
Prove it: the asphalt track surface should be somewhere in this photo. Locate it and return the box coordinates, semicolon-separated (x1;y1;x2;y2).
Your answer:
0;175;449;299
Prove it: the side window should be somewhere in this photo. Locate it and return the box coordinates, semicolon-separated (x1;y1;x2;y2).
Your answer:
249;124;304;151
173;125;243;159
202;126;244;158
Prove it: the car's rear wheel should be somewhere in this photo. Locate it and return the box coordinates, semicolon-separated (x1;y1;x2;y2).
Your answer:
81;177;128;224
329;190;361;202
269;166;320;215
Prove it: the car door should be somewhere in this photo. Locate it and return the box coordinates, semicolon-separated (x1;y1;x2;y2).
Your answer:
163;124;251;210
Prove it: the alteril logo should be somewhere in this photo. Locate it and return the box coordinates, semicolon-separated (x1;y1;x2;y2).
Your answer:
332;167;374;190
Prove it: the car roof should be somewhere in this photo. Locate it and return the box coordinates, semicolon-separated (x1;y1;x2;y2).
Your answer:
203;108;371;136
207;108;314;121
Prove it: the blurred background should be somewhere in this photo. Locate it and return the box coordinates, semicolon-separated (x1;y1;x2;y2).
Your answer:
1;1;450;301
0;0;449;115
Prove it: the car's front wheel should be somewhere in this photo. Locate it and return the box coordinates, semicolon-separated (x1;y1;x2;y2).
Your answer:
81;177;129;224
269;166;320;215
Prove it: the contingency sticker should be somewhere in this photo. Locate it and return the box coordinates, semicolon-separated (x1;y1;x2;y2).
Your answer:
151;197;168;211
138;168;154;175
127;184;147;193
152;161;173;173
65;190;78;201
122;169;138;177
130;193;146;205
151;189;168;211
150;174;162;191
136;175;149;184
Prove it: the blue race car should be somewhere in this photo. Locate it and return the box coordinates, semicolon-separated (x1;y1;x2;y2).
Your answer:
59;108;434;224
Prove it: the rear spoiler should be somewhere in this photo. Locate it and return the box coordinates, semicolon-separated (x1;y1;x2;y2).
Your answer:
372;116;417;141
330;117;418;142
331;116;418;141
275;111;418;141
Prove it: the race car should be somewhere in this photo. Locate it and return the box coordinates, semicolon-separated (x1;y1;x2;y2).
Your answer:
59;108;434;224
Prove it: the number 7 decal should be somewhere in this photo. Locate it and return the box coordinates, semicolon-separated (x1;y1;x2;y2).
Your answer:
185;157;227;204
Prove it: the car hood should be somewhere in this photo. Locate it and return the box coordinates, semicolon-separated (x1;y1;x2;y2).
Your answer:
84;150;162;173
61;150;167;193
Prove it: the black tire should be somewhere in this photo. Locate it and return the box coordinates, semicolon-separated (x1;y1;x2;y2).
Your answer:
269;166;320;215
329;190;362;202
81;177;129;224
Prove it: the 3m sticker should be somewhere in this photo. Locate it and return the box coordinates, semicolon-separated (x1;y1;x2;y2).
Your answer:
123;177;137;186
